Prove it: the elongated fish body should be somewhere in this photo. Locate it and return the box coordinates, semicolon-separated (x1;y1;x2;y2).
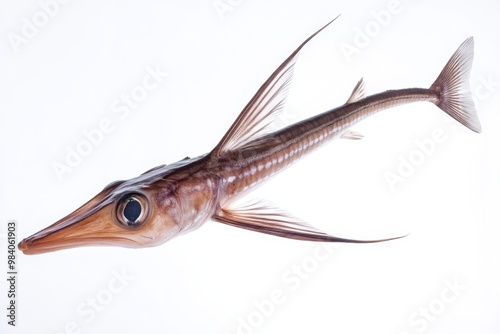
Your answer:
215;88;444;203
18;19;481;254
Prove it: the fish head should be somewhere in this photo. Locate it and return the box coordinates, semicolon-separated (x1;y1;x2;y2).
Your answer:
18;169;186;255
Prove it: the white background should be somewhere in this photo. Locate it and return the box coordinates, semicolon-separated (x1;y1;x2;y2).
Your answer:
1;0;499;333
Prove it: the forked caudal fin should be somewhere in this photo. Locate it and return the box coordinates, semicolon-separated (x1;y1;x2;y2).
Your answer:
430;37;481;133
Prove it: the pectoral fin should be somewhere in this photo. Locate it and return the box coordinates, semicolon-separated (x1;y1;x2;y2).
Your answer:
213;201;405;243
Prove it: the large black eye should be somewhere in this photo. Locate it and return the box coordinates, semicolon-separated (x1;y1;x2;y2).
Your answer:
116;193;149;228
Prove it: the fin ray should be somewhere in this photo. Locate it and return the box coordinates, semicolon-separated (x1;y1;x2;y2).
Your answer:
210;17;340;156
346;78;366;103
213;200;406;243
430;37;481;133
341;130;364;140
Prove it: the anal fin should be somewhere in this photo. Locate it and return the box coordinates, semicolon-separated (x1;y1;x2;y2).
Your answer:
341;130;364;140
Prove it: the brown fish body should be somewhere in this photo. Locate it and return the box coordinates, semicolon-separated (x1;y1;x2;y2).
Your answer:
18;19;480;255
214;88;441;204
149;85;466;239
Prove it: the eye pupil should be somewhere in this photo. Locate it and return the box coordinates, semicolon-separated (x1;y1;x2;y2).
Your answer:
116;193;149;228
124;198;141;224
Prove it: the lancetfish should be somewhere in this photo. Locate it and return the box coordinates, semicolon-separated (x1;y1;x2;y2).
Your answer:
19;19;481;255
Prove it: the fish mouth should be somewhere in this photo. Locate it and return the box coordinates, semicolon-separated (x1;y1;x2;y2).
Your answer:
18;235;138;255
18;194;140;255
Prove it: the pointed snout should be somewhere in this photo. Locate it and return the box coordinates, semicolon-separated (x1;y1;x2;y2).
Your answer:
17;174;184;255
17;183;147;254
18;203;139;255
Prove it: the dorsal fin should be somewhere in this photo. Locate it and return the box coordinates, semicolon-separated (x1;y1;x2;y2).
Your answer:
346;78;366;103
210;16;340;157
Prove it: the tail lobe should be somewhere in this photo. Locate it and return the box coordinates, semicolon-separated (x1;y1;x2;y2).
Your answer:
430;37;481;133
